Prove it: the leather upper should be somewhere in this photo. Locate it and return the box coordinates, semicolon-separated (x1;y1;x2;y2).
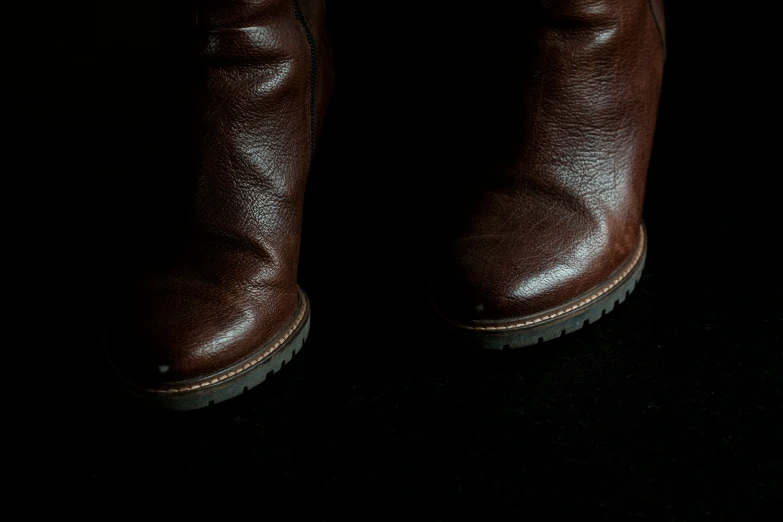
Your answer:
107;0;332;388
430;0;665;325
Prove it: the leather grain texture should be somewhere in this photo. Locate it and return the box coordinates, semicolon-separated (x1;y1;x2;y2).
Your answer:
106;0;332;388
430;0;665;326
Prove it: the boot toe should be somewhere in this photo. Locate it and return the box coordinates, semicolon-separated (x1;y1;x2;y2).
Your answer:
430;224;638;327
106;276;296;391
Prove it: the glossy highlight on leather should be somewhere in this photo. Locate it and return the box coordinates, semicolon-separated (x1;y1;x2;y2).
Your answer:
104;0;334;400
430;0;665;335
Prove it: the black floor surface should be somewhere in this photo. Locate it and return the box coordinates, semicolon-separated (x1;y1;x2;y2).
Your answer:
10;2;780;518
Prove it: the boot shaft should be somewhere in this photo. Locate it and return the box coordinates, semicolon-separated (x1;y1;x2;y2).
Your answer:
171;0;333;282
448;0;666;234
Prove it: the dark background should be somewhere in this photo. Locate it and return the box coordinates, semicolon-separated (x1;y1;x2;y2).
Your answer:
7;2;780;518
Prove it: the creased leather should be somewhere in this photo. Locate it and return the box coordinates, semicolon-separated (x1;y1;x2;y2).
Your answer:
430;0;665;325
107;0;332;387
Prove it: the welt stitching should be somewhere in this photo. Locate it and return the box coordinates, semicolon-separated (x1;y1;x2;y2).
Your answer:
451;226;645;332
144;296;308;394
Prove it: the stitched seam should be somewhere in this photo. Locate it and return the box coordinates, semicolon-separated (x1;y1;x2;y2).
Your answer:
143;297;308;394
647;0;667;62
448;227;645;332
293;0;317;159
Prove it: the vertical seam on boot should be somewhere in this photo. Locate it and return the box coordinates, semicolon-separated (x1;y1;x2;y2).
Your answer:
647;0;667;62
293;0;317;160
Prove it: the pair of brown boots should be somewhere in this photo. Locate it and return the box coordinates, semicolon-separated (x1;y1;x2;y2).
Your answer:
105;0;666;410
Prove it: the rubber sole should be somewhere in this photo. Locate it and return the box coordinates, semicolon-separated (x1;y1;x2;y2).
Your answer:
108;293;310;411
436;231;647;350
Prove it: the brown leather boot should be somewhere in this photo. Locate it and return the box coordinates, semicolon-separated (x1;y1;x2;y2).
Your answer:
105;0;333;409
429;0;665;349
